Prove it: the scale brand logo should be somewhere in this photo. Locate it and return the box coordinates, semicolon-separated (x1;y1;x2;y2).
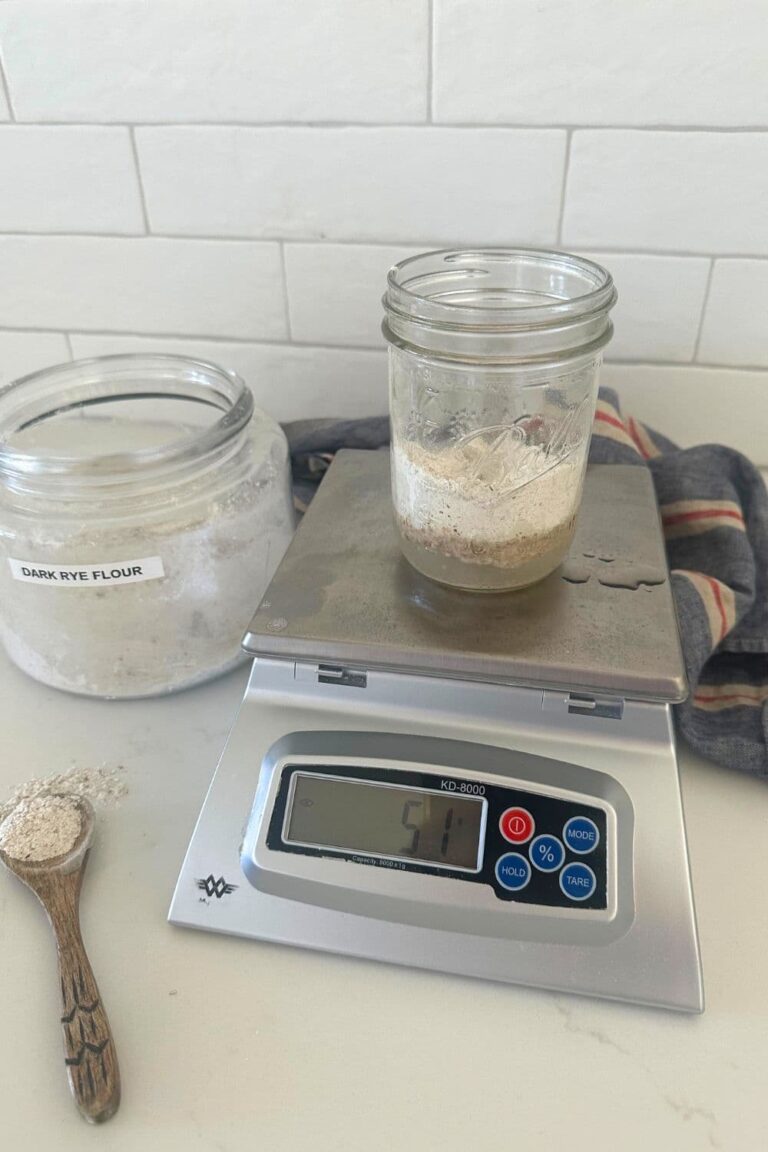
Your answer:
196;874;238;899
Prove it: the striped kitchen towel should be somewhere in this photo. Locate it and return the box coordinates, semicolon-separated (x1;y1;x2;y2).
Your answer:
590;389;768;777
284;388;768;777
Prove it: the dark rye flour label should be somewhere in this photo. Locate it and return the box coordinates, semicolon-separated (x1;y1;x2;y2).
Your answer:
8;557;165;586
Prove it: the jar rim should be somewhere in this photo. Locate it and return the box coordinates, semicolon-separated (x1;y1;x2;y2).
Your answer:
0;353;254;485
385;247;616;331
383;248;616;364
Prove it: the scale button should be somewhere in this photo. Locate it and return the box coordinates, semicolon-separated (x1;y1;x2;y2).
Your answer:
529;834;565;873
495;853;531;892
559;863;597;902
499;807;535;844
563;816;600;855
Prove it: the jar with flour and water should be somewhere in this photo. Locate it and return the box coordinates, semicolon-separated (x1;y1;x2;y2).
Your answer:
383;249;617;591
0;355;294;697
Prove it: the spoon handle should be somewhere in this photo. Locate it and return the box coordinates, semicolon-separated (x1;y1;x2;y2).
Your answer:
44;867;121;1123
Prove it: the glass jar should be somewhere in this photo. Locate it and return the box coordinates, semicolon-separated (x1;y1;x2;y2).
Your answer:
383;248;616;591
0;355;295;698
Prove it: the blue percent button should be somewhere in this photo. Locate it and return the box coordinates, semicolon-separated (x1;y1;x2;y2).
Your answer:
559;862;597;902
529;834;565;873
495;853;531;892
563;816;600;855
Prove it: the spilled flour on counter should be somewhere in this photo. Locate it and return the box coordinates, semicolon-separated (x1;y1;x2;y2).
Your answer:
0;794;82;861
0;762;128;824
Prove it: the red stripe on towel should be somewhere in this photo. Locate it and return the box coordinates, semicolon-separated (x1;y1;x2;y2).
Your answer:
595;410;627;432
706;575;729;643
662;508;745;527
628;417;650;460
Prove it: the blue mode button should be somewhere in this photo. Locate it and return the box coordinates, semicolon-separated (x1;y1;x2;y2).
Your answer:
563;816;600;855
495;853;531;892
559;862;597;902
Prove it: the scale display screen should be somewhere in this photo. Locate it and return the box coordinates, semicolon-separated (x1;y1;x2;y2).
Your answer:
284;773;486;871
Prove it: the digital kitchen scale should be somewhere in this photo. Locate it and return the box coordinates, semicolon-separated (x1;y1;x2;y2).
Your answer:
170;450;703;1012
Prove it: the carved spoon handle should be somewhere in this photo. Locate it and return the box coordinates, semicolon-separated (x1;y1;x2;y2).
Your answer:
47;870;121;1123
58;937;120;1122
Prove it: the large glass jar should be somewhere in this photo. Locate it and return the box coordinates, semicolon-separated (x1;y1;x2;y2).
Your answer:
383;249;616;591
0;355;295;698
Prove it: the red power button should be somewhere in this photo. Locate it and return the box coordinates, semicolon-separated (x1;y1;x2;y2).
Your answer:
499;807;535;844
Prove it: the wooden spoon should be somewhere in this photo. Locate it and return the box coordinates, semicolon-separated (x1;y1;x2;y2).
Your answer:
0;796;121;1123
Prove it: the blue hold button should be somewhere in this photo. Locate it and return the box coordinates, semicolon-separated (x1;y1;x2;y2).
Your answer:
563;816;600;855
559;862;597;902
495;853;531;892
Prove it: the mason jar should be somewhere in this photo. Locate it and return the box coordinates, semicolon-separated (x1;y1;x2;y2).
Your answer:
0;355;295;698
383;249;616;591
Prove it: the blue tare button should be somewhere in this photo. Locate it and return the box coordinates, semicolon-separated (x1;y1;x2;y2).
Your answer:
559;862;597;902
495;853;531;892
529;834;565;873
563;816;600;855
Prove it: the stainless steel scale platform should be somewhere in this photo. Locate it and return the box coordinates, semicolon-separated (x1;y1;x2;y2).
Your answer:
170;451;703;1013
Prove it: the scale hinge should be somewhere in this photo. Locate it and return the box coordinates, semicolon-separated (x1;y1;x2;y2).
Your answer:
316;664;368;689
542;690;624;720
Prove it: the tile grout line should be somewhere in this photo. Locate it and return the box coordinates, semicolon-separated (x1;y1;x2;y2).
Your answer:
0;47;15;122
426;0;435;123
128;127;152;234
61;331;388;353
0;231;765;262
555;130;573;245
5;327;768;373
691;257;716;363
278;241;292;340
3;121;768;132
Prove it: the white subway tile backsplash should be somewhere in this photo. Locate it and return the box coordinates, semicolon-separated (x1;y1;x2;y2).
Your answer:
564;132;768;255
285;244;417;347
582;253;710;363
697;260;768;368
0;127;144;233
68;335;388;421
0;330;70;385
136;127;566;244
434;1;768;127
602;363;768;465
0;1;763;458
561;132;768;256
0;238;286;339
0;0;427;124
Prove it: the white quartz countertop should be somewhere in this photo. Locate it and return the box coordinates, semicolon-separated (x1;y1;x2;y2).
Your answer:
0;651;766;1152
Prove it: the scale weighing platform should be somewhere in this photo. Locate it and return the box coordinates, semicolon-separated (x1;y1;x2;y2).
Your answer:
170;451;703;1013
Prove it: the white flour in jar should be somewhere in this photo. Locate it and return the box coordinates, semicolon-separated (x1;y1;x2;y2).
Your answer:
392;435;584;569
0;414;295;698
